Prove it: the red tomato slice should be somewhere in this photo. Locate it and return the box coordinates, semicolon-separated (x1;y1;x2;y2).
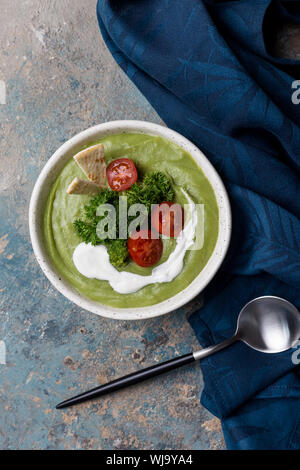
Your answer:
151;201;184;237
127;230;163;267
106;158;138;191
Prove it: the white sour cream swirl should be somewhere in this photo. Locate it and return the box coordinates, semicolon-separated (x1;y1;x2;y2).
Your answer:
73;190;197;294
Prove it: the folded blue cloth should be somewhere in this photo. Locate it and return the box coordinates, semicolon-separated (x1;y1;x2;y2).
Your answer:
97;0;300;449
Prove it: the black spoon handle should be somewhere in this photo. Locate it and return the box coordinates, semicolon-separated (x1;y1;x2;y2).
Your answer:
56;352;195;409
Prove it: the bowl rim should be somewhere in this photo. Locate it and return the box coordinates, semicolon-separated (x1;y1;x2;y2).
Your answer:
29;120;231;320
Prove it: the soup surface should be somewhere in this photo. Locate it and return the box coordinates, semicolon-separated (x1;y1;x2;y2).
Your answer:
44;133;219;307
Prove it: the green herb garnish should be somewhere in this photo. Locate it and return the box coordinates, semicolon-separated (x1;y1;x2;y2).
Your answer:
73;172;174;268
127;172;175;211
106;239;128;268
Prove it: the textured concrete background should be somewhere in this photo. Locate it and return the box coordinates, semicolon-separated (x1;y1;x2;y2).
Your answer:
0;0;298;451
0;0;224;450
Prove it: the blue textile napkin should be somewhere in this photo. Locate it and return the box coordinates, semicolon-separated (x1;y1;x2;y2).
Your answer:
97;0;300;449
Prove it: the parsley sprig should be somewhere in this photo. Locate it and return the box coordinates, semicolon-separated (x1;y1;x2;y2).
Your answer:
73;172;175;268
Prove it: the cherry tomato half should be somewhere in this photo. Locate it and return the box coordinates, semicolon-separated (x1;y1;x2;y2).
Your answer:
151;201;184;237
106;158;138;191
127;230;163;267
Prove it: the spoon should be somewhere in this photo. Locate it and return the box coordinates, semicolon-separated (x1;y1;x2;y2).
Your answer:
56;296;300;409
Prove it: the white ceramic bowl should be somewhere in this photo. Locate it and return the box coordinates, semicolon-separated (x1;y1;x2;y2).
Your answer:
29;121;231;320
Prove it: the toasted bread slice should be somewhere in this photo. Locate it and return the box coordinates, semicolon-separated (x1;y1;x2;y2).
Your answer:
66;177;102;195
74;143;106;186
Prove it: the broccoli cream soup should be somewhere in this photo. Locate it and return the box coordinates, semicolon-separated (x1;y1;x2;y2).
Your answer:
43;133;219;308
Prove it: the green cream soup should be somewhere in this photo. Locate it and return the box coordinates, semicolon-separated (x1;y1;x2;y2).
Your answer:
44;133;219;308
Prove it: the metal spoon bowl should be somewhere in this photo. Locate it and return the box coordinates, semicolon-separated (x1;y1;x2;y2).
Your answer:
236;296;300;353
194;295;300;360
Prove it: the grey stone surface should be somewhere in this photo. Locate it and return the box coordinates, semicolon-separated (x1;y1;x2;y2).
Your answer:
0;0;224;450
